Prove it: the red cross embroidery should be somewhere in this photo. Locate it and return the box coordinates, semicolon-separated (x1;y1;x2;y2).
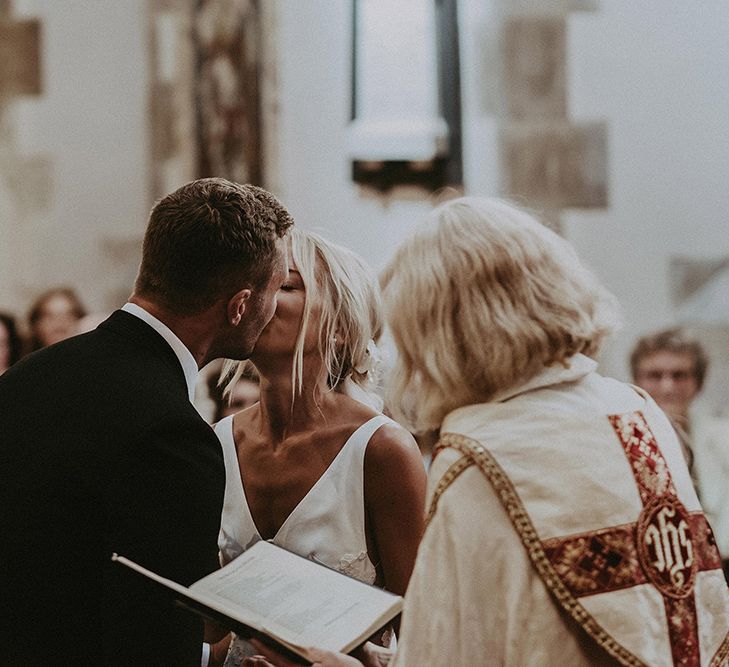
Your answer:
542;412;723;667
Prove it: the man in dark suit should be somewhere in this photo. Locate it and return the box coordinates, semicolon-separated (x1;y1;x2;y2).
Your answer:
0;178;292;666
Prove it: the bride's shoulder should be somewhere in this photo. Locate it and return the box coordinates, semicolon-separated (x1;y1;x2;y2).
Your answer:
223;406;262;444
363;419;427;516
365;420;424;474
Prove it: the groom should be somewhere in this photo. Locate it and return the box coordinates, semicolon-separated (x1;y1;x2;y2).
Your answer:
0;178;292;666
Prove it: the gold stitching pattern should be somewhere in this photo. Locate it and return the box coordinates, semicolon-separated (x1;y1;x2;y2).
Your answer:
435;432;648;667
423;454;475;529
710;631;729;667
542;524;644;597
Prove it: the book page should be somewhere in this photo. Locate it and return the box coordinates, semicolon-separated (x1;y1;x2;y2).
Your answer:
190;541;402;653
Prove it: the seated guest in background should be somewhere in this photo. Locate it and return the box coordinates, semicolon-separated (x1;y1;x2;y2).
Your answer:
0;311;22;374
632;327;729;582
27;286;87;352
208;363;261;422
245;198;729;667
631;327;707;458
211;228;426;666
0;178;292;667
77;311;113;334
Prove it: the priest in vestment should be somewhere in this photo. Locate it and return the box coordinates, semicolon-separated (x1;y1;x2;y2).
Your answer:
242;197;729;667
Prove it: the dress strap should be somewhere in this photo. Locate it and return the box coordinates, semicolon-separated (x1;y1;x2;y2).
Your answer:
214;416;238;478
353;414;392;445
339;414;393;469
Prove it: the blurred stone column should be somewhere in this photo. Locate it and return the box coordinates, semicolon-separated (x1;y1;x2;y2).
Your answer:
498;0;607;233
0;1;49;311
147;0;265;200
147;0;198;200
195;0;263;185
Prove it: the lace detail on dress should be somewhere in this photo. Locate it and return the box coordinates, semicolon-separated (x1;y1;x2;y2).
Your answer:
219;530;260;565
223;549;378;666
308;549;376;584
337;550;376;583
224;635;259;666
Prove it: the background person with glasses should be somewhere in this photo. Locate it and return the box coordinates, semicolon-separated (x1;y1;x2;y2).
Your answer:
631;327;729;582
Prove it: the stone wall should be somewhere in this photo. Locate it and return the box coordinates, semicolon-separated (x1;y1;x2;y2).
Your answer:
0;0;149;318
498;1;608;233
147;0;266;200
0;3;49;312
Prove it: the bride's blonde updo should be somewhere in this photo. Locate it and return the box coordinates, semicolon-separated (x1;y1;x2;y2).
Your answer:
223;227;384;409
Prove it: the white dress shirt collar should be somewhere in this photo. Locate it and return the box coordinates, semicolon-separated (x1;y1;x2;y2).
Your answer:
121;303;198;402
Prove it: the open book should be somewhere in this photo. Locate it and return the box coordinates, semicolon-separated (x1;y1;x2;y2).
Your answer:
112;540;402;665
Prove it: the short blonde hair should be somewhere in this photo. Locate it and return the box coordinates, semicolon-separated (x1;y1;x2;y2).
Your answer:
224;228;383;403
381;197;620;432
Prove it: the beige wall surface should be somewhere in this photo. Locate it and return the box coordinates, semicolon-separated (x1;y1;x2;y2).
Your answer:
2;0;729;413
1;0;149;315
562;1;729;406
270;0;729;410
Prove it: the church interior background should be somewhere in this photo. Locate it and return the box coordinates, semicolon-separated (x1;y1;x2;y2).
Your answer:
2;0;729;415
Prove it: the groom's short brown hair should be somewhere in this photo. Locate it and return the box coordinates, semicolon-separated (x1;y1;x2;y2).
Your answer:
135;178;293;315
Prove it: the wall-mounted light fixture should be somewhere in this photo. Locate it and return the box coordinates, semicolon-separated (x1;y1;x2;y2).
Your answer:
348;0;461;192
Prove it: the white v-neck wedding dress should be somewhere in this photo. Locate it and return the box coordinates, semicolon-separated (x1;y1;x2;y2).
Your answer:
215;414;391;665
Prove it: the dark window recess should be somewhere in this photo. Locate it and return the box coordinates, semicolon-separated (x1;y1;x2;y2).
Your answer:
350;0;462;193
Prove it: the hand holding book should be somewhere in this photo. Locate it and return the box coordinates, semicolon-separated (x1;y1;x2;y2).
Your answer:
112;541;401;665
243;638;392;667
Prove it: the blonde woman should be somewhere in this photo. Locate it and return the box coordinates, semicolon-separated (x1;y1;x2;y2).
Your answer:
246;198;729;667
209;228;426;666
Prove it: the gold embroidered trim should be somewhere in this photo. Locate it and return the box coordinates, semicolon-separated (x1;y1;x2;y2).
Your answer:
435;432;648;667
424;454;475;529
710;631;729;667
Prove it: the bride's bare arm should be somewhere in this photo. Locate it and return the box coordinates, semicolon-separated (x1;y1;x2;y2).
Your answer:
364;423;427;597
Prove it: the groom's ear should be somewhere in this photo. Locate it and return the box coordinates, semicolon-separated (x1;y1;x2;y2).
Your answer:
226;289;252;326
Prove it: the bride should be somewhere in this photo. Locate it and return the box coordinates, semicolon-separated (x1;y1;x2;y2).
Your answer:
209;228;426;666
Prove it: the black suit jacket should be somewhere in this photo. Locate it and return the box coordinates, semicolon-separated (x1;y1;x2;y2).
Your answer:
0;310;225;666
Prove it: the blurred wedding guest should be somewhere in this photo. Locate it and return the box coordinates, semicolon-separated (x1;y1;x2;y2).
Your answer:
207;363;261;423
0;178;292;667
245;198;729;667
27;286;86;351
0;312;22;374
632;328;729;582
211;228;426;666
77;311;112;334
